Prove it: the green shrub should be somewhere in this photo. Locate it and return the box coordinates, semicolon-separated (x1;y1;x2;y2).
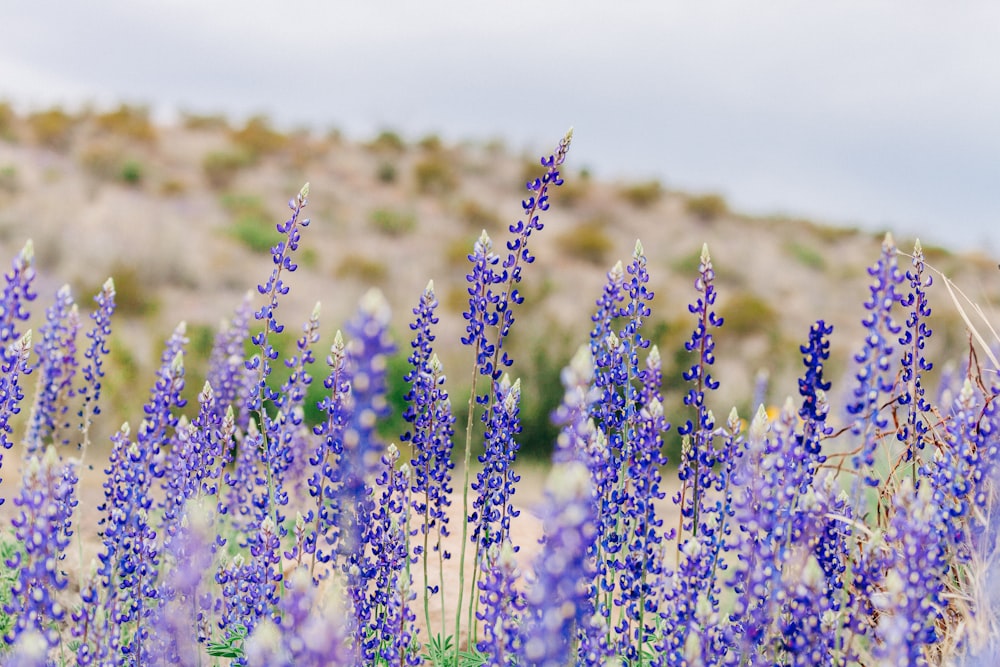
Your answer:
717;291;777;338
334;255;388;283
413;154;457;194
222;195;278;253
0;102;16;142
369;208;417;236
231;115;287;159
686;193;729;221
0;166;17;195
418;134;443;151
95;104;157;143
620;179;663;207
77;263;159;317
181;111;231;131
79;144;123;181
203;150;254;189
458;199;501;230
558;218;614;265
367;130;406;153
443;235;478;266
120;160;144;186
376;162;397;184
784;241;825;270
27;107;76;151
159;178;188;197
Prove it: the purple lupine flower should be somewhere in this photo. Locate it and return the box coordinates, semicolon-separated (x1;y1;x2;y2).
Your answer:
0;240;36;347
244;570;353;666
147;323;189;484
661;244;733;661
616;378;670;663
796;320;834;486
929;378;985;551
24;284;79;453
402;281;456;634
551;345;602;468
676;244;725;535
728;394;851;664
344;288;394;474
485;129;573;383
362;446;420;666
244;184;310;543
848;232;904;483
897;239;933;468
272;301;322;503
0;631;50;667
222;418;262;540
470;375;522;559
517;461;600;667
476;541;525;666
4;446;77;649
0;330;32;503
160;382;223;555
77;277;115;455
303;330;352;580
873;478;947;664
339;289;394;562
215;514;283;639
207;291;253;427
95;422;160;663
146;499;218;665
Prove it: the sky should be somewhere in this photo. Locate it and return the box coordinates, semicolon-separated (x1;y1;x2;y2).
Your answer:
1;1;998;252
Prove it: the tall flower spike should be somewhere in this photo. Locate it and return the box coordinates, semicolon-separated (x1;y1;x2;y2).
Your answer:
4;447;77;649
77;278;115;458
0;239;37;347
848;232;903;483
96;422;161;662
303;330;352;579
897;239;933;468
455;132;572;662
24;285;79;453
517;461;600;667
403;282;456;635
0;330;32;502
677;243;724;536
207;291;253;428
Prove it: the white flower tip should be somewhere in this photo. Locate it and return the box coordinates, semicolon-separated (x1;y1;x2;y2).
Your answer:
610;260;624;282
103;277;115;293
359;288;390;324
425;279;434;294
701;243;711;265
311;301;321;319
633;239;644;257
299;182;310;199
750;404;769;440
545;461;590;503
20;239;34;263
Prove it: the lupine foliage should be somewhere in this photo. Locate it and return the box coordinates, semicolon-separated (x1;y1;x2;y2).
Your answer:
0;132;998;667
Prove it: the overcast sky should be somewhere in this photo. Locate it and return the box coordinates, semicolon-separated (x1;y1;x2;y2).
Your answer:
1;1;998;252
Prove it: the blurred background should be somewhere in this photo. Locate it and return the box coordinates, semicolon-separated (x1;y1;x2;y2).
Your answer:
2;0;998;250
0;1;998;460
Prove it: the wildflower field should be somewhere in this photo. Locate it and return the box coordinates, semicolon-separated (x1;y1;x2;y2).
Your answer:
0;130;998;666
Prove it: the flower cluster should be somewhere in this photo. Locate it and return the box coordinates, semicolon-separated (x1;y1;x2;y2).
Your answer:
0;131;999;667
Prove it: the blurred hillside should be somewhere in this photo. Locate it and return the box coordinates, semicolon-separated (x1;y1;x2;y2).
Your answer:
1;102;998;459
